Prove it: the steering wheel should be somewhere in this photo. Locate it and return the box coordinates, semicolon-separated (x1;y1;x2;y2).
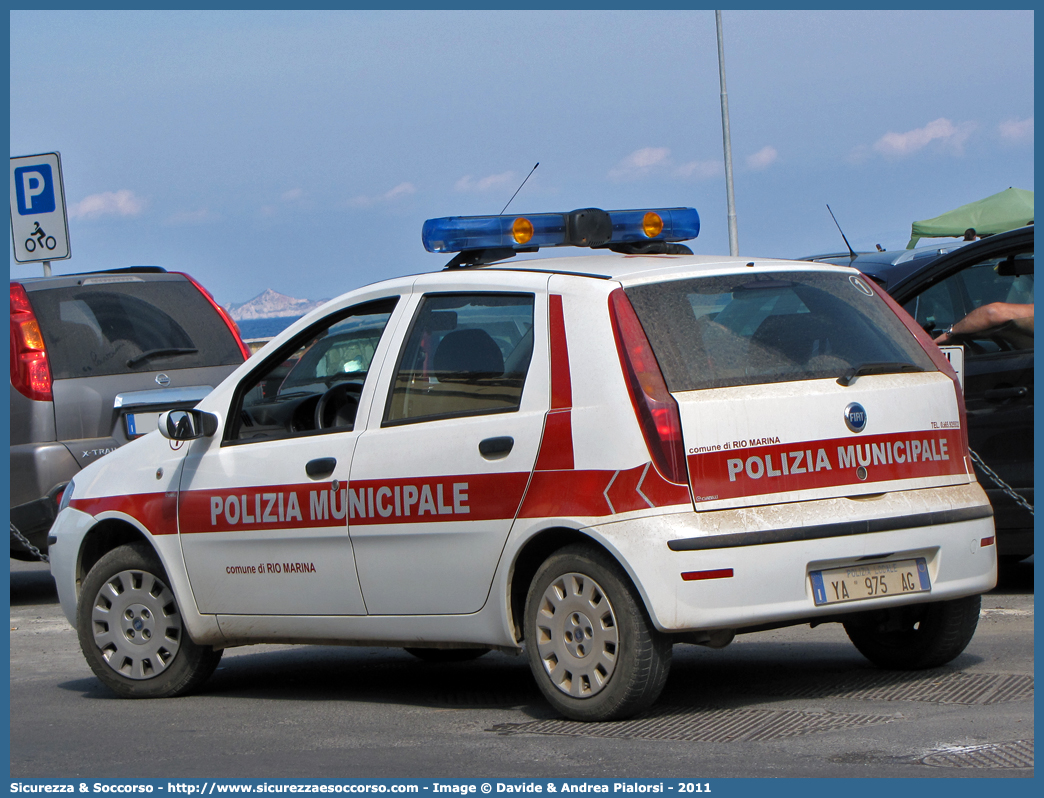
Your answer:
314;383;362;430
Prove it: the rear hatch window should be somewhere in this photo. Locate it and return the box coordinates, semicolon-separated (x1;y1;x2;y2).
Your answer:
626;271;936;391
28;278;245;379
626;270;968;511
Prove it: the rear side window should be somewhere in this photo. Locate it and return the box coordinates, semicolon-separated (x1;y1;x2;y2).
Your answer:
384;293;535;425
27;279;244;379
626;271;936;392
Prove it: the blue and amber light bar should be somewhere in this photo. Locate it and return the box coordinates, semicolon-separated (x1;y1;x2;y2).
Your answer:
422;207;700;254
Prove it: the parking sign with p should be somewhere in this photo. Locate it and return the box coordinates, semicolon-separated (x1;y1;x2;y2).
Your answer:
10;152;71;263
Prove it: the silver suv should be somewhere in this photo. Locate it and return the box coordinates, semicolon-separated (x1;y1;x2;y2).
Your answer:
10;267;248;559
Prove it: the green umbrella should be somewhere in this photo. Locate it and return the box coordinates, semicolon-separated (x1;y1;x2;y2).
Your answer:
907;187;1033;248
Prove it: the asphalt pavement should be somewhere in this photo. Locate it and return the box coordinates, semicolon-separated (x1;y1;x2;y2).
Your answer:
8;557;1034;779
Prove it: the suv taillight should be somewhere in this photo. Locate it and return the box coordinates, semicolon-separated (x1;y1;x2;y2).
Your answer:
172;271;251;360
608;288;687;485
10;283;53;402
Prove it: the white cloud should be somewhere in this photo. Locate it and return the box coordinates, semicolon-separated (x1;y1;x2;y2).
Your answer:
68;190;146;220
164;208;218;226
382;182;416;201
348;181;417;208
609;148;721;182
281;188;304;202
454;172;516;193
871;117;976;157
999;117;1034;143
746;146;778;171
674;160;721;180
608;147;671;181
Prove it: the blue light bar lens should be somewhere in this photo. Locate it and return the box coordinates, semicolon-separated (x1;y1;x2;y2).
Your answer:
422;214;567;253
606;208;701;243
422;207;699;254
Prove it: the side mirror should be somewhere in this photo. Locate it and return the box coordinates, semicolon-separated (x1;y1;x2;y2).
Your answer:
158;409;219;440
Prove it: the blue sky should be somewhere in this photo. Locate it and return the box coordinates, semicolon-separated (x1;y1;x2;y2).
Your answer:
9;9;1035;306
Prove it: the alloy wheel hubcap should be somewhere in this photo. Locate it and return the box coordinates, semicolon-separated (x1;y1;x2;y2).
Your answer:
90;569;182;680
535;572;619;698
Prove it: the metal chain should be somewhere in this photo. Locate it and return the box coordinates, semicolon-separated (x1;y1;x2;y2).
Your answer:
969;449;1034;516
10;522;49;563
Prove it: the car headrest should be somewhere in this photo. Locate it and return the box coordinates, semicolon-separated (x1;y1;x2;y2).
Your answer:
433;329;504;379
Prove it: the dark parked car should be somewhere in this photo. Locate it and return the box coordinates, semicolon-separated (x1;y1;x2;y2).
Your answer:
803;241;970;291
888;226;1034;559
10;266;249;559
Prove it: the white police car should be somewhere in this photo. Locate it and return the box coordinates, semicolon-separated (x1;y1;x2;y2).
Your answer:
49;207;996;721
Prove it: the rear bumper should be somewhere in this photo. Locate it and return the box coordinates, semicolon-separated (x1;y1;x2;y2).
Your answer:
983;486;1034;557
10;488;65;559
588;482;998;633
10;442;80;508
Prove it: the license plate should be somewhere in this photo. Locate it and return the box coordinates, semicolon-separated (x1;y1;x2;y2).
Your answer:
809;558;930;606
125;411;162;438
938;345;965;389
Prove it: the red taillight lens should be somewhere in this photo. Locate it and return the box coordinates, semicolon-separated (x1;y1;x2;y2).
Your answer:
10;283;53;402
608;288;687;485
171;271;251;361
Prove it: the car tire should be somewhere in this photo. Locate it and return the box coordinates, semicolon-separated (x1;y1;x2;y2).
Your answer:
404;647;490;663
77;542;222;698
524;544;671;722
843;594;982;670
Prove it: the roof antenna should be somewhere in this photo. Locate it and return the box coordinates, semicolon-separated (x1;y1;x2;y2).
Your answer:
500;163;539;215
826;204;857;260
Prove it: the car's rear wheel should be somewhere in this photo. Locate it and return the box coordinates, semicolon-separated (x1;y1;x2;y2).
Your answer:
404;647;490;663
77;542;221;698
524;545;671;721
843;595;982;670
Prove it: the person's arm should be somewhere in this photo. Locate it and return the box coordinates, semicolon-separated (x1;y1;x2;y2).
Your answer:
934;302;1033;343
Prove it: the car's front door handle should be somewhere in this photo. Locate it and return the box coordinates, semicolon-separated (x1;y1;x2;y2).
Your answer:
984;386;1028;401
479;436;514;459
305;457;337;479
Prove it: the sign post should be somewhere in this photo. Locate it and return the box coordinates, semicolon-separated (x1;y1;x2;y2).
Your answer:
10;151;71;275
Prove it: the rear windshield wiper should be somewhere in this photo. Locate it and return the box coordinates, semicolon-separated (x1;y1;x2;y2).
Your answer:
126;347;199;368
837;362;924;386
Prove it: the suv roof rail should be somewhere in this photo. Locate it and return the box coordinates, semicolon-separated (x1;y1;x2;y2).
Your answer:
11;266;169;282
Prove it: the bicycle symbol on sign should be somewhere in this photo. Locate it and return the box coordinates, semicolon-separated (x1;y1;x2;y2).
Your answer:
25;222;57;253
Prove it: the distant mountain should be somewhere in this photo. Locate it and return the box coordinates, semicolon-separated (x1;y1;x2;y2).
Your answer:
226;289;327;321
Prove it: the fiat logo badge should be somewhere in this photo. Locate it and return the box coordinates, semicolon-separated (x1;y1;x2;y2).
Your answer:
155;373;171;387
844;402;867;433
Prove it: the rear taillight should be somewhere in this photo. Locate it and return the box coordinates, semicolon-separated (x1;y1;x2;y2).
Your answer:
876;285;973;474
608;288;687;485
10;283;53;401
172;271;251;360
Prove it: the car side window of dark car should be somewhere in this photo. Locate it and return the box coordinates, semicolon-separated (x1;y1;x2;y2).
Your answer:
227;297;398;443
905;249;1034;353
383;293;535;426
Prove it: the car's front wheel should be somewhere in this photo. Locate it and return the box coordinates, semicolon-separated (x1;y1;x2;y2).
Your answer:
843;595;982;670
77;542;222;698
524;545;671;721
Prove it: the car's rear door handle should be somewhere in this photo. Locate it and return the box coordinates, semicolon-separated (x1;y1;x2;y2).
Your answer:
984;386;1028;401
305;457;337;479
479;436;514;459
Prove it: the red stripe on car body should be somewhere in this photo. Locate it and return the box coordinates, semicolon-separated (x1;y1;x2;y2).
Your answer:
688;429;965;502
70;493;179;535
548;294;572;410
